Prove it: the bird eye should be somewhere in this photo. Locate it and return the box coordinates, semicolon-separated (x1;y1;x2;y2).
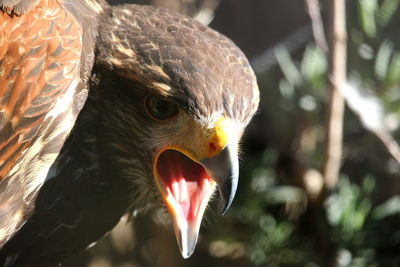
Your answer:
145;95;178;121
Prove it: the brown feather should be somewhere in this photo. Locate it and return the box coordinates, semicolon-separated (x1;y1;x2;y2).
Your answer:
0;0;102;246
0;4;259;265
0;0;81;179
96;5;259;126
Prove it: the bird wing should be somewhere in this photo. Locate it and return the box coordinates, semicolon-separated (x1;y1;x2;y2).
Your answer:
0;0;103;246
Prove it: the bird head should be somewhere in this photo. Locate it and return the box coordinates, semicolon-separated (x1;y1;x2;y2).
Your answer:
94;4;259;258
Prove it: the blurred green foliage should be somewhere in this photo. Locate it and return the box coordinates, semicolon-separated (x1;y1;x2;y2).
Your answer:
221;0;400;266
219;0;400;267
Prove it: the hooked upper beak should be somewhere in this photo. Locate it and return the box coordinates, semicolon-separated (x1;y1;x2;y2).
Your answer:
201;144;239;215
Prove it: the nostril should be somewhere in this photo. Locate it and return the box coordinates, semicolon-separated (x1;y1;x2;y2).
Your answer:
208;142;217;154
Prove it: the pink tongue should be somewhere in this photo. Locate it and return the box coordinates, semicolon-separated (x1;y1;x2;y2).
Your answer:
157;150;212;221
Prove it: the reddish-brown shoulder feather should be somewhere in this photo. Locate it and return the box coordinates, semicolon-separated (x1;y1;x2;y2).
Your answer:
0;0;102;246
0;0;81;179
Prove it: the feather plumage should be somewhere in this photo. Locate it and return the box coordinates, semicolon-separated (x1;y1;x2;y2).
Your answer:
0;0;102;249
0;2;259;266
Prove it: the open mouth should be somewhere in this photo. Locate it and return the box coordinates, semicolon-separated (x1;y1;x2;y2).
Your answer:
153;143;238;258
157;149;215;222
154;149;216;257
155;149;216;222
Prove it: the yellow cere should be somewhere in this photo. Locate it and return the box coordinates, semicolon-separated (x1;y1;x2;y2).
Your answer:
207;117;235;157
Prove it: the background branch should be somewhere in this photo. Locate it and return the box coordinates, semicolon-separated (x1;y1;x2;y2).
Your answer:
305;0;329;53
323;0;347;189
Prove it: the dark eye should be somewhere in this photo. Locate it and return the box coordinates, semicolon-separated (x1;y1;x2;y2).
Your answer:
145;95;178;121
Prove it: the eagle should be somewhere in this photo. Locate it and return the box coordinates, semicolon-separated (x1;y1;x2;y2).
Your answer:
0;0;259;266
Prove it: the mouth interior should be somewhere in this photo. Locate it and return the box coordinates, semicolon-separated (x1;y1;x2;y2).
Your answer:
156;149;215;221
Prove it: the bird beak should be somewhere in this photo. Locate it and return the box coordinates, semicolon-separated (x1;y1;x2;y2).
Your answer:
153;143;239;258
201;144;239;215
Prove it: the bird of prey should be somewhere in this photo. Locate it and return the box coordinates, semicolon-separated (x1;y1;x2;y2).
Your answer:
0;0;259;266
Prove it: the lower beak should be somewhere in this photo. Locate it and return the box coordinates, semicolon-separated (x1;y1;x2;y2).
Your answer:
154;143;239;258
